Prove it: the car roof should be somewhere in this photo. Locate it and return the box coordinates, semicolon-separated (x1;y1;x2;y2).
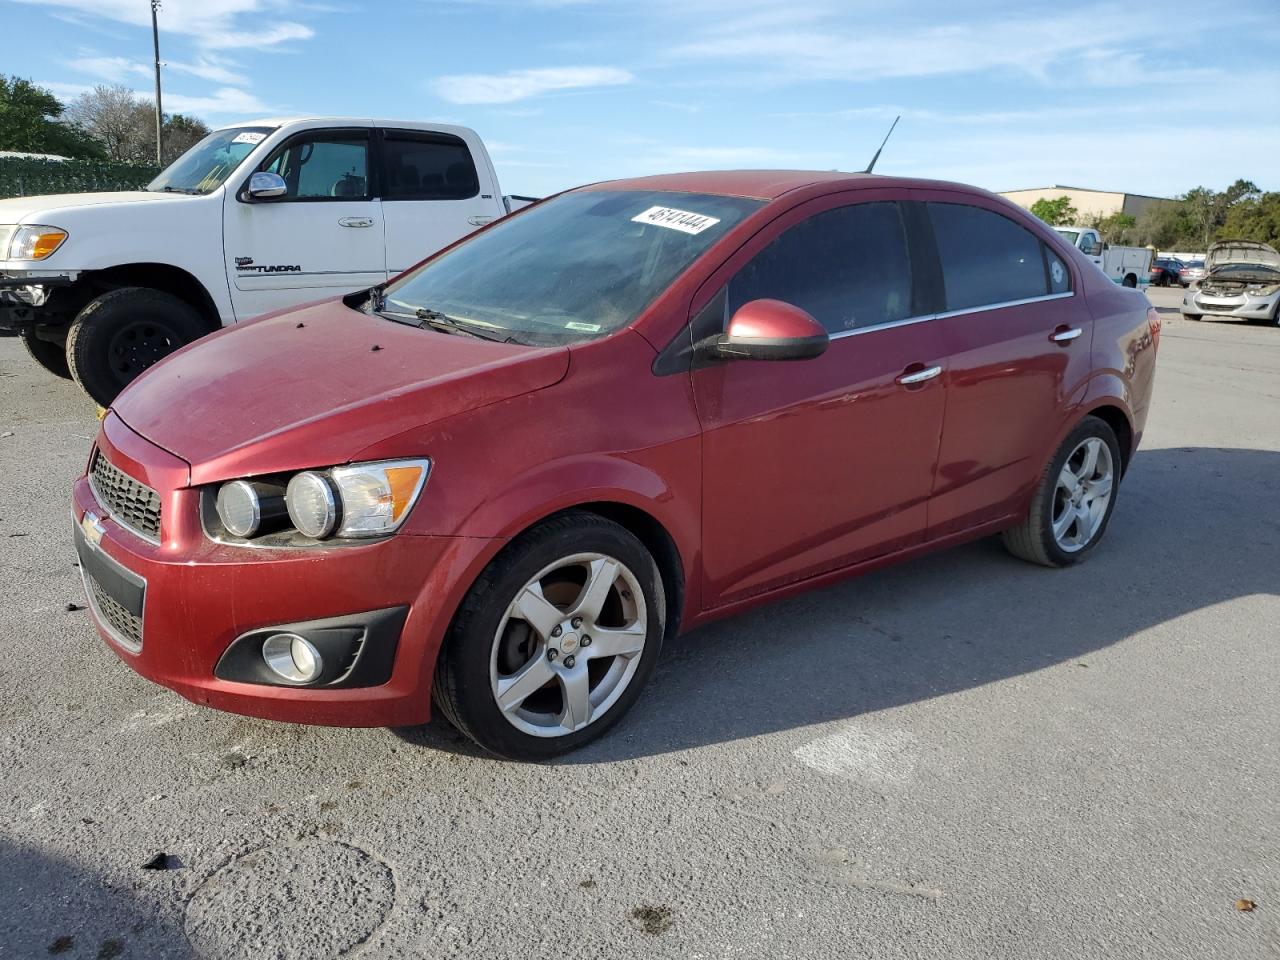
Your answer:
577;170;990;201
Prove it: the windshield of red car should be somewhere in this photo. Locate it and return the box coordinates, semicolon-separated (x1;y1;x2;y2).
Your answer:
379;189;764;345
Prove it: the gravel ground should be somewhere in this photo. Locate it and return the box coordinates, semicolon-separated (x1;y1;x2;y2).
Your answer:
0;285;1276;960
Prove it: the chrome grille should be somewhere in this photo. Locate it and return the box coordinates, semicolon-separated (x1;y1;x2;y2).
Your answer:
89;450;161;542
87;573;143;651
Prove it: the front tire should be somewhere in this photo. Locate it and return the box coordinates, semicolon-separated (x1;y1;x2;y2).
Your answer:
66;287;207;406
19;328;71;379
432;512;666;760
1002;416;1122;568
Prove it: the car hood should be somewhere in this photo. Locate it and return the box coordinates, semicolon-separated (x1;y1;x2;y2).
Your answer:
1206;239;1280;271
111;299;570;485
0;190;182;222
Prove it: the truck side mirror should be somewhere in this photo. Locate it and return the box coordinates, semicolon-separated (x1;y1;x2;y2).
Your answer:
245;172;287;202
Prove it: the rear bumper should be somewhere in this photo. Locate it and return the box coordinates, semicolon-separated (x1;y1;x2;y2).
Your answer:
74;416;502;727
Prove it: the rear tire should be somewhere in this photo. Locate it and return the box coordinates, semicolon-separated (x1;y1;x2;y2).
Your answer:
433;512;666;760
66;287;207;407
20;328;71;379
1002;416;1122;568
1122;274;1137;288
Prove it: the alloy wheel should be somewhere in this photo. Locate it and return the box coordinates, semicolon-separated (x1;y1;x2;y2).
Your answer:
489;552;647;738
1052;437;1114;553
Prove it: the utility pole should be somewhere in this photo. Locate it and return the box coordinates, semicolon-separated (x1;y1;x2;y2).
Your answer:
151;0;163;166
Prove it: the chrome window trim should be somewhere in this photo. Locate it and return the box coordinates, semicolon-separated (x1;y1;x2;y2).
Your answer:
80;553;147;655
828;290;1075;340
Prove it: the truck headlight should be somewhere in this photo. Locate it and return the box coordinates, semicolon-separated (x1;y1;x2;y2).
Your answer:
7;224;68;261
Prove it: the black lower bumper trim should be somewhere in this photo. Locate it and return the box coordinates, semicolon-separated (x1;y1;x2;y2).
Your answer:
215;606;409;689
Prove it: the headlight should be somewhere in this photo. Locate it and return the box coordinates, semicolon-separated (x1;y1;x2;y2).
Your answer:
216;479;288;538
7;224;68;261
330;459;431;537
285;471;340;539
1246;284;1279;298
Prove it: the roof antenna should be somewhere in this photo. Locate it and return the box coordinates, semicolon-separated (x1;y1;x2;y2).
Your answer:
863;115;900;174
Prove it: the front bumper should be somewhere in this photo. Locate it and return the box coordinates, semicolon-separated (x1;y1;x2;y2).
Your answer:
1182;289;1279;320
73;413;501;727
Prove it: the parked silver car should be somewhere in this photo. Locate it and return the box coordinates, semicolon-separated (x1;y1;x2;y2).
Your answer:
1181;240;1280;326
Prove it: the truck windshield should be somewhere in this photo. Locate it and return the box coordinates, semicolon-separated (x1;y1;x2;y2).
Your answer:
378;190;764;345
1054;229;1081;246
147;126;275;195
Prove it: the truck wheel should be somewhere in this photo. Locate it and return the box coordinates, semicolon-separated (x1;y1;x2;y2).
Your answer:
1122;274;1137;288
66;288;207;406
19;328;71;380
1182;313;1202;321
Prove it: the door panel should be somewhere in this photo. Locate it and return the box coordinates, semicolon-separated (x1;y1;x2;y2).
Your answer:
696;325;946;605
692;194;946;609
912;190;1095;537
223;128;387;320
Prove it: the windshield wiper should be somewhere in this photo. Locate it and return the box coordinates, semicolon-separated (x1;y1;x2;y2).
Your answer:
151;185;198;194
414;307;513;343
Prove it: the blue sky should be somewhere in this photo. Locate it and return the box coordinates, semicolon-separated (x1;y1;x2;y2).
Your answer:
7;0;1279;199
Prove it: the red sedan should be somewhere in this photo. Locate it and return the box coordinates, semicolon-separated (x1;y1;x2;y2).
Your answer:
73;171;1160;759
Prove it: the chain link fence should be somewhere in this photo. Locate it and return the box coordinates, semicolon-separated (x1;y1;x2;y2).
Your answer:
0;157;161;198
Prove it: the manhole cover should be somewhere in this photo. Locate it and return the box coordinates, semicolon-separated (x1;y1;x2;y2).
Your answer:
185;840;395;959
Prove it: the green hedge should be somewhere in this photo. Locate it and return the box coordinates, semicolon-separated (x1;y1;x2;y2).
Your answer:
0;156;161;198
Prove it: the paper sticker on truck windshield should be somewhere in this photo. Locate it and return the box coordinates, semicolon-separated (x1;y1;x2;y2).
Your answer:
631;206;720;235
232;131;266;144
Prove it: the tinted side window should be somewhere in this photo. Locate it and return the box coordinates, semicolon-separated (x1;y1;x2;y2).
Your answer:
727;201;912;334
927;202;1049;311
382;132;480;200
262;134;369;200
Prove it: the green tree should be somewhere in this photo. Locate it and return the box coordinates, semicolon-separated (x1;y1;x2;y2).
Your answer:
0;75;104;159
1087;211;1137;244
1030;195;1079;226
1218;192;1280;247
1183;180;1261;248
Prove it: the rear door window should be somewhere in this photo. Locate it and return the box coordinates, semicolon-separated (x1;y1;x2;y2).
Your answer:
927;202;1051;311
381;131;480;200
726;201;913;334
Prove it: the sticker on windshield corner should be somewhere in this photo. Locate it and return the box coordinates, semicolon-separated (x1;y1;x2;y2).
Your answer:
631;206;721;235
232;131;266;145
1051;260;1065;285
565;321;601;332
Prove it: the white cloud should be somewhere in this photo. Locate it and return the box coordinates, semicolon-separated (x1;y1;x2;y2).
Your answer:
431;66;633;105
67;55;152;83
15;0;314;50
166;55;247;86
160;86;275;116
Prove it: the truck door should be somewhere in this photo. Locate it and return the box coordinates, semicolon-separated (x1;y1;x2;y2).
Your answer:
377;128;502;276
223;126;387;320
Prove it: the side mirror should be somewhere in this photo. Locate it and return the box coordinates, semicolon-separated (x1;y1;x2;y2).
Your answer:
1085;240;1103;256
245;171;287;201
715;299;828;361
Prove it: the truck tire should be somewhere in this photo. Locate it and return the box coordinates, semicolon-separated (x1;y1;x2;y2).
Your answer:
66;287;207;406
1122;274;1137;288
20;328;71;380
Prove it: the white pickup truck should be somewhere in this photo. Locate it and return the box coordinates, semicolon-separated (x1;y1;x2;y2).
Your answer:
0;117;534;404
1053;226;1152;290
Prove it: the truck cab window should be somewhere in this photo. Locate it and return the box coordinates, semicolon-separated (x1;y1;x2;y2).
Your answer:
381;132;480;201
262;134;370;200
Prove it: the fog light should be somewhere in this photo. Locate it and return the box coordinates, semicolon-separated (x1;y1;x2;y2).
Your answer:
261;633;323;683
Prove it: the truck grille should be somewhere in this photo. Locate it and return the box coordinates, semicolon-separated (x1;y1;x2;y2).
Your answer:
89;449;162;543
86;572;144;651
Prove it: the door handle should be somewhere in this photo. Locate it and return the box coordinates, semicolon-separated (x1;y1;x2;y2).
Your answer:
1051;326;1083;343
896;364;942;385
338;217;375;228
467;215;495;226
